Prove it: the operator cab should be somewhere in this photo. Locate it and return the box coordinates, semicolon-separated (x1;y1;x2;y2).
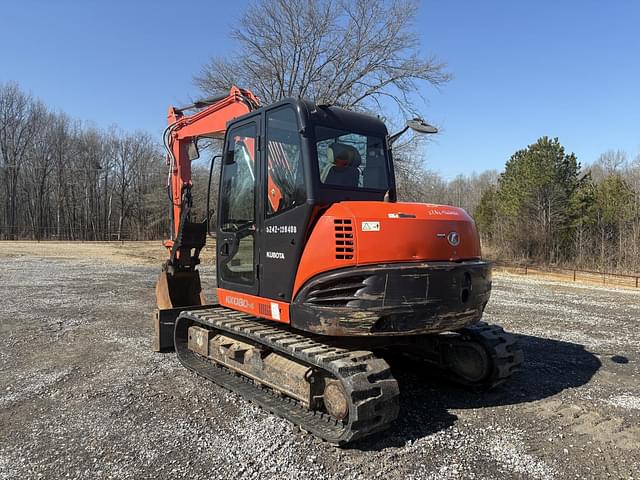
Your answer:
215;99;395;302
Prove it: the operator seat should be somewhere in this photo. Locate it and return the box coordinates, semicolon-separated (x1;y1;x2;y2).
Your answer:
324;143;361;187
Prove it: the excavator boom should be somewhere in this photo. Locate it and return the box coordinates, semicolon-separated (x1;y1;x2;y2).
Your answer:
155;86;259;313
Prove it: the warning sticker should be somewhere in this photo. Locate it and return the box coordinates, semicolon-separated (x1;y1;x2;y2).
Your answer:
361;221;380;232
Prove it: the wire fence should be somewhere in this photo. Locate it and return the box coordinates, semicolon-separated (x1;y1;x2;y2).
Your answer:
0;225;167;242
493;261;640;289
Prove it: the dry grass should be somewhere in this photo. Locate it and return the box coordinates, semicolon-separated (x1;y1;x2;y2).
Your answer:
0;240;217;266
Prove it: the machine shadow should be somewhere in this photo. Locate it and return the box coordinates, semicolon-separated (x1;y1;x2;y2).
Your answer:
349;333;602;451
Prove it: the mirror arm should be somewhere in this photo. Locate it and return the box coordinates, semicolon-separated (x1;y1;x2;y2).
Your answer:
389;118;438;146
388;126;410;146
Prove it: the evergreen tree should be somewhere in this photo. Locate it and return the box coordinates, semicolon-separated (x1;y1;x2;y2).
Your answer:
474;185;497;241
568;173;597;263
494;137;580;261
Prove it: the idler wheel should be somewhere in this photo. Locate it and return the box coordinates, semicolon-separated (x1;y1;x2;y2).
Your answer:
445;342;490;383
323;381;349;420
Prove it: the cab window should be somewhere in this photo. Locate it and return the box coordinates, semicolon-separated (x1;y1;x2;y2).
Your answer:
265;107;306;216
315;126;389;191
219;123;256;232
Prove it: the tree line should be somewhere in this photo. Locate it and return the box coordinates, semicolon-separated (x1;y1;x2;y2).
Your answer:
0;82;167;241
0;80;491;244
474;138;640;274
2;82;638;274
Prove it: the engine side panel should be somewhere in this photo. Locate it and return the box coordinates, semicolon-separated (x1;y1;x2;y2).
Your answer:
292;201;482;297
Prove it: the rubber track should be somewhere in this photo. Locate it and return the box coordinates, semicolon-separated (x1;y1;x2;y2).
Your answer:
457;321;524;389
174;307;400;445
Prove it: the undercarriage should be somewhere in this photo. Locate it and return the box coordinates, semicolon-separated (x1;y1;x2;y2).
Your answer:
168;305;523;445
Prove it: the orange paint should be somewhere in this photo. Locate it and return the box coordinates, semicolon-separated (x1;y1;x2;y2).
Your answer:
292;201;481;297
165;86;259;246
218;288;290;324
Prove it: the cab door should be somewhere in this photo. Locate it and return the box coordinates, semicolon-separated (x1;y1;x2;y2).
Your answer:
259;105;312;301
217;117;260;295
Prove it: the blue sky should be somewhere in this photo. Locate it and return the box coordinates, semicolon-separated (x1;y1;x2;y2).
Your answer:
1;0;638;178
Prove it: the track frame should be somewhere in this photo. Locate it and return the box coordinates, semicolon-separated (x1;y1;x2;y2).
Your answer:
174;307;400;445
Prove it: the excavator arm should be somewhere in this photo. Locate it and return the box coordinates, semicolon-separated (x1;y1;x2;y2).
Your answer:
155;86;259;314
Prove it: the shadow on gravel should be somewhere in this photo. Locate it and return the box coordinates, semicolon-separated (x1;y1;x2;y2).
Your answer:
350;334;602;451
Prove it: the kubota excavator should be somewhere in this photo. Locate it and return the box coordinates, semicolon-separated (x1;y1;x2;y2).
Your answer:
154;86;523;445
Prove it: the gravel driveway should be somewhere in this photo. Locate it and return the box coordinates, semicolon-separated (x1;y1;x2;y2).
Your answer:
0;243;638;479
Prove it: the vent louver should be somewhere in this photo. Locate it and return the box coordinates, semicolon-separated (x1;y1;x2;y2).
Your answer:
334;219;354;260
306;276;368;307
258;303;270;317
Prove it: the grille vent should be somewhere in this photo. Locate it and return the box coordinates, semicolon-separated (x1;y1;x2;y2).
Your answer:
334;219;354;260
306;276;368;307
258;303;270;317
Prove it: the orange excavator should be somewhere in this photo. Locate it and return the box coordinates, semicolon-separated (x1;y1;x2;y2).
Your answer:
154;86;522;445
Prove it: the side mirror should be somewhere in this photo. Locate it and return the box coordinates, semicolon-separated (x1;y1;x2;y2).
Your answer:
406;119;438;134
188;138;200;161
388;118;438;145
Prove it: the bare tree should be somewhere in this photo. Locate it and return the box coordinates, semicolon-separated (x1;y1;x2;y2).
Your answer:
589;149;627;183
194;0;450;118
49;113;75;238
0;83;43;238
390;139;433;200
0;82;169;241
111;130;157;240
22;110;57;239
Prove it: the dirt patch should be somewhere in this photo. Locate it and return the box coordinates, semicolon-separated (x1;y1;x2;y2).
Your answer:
0;242;638;479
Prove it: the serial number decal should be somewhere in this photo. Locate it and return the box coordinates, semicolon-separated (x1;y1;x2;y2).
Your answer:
266;251;285;259
225;295;254;310
265;225;297;234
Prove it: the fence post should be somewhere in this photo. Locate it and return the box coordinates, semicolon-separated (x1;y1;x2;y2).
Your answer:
636;276;638;288
573;269;576;282
524;265;528;275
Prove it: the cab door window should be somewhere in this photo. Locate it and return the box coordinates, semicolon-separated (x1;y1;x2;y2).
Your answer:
219;123;257;285
265;107;305;216
220;124;256;231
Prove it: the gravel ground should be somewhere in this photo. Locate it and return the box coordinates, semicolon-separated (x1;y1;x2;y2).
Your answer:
0;242;638;479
